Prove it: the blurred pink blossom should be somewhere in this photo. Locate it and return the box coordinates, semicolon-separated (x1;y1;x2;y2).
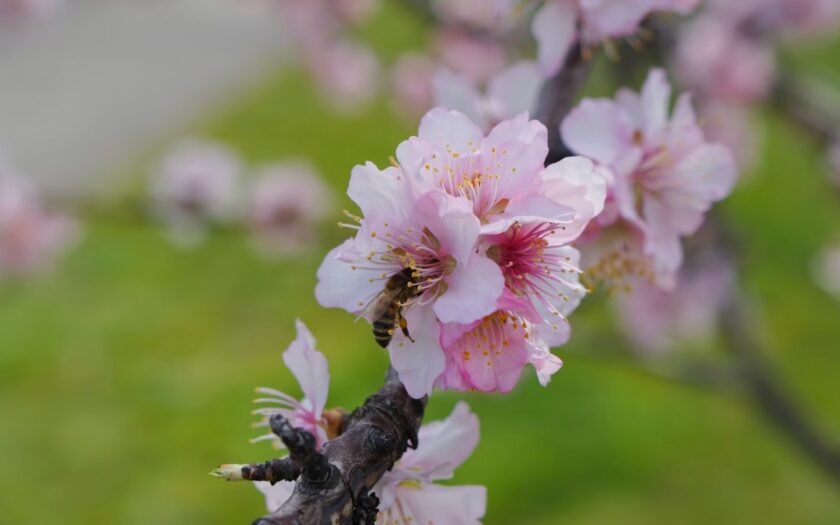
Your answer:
562;69;737;289
674;14;776;103
697;101;758;170
430;0;522;34
533;0;700;76
390;54;437;118
248;162;333;257
434;30;509;85
706;0;840;38
433;61;544;131
151;139;242;247
309;41;381;114
814;244;840;299
615;254;734;352
0;166;79;278
0;0;61;20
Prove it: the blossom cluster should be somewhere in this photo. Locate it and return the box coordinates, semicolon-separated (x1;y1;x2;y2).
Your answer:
258;0;381;114
0;157;79;279
248;321;486;524
150;139;332;256
672;0;840;168
317;108;606;398
562;69;737;290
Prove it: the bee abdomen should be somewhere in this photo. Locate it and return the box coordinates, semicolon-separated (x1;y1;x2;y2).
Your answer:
372;316;395;348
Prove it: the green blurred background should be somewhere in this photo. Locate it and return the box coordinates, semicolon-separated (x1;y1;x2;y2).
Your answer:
1;4;840;524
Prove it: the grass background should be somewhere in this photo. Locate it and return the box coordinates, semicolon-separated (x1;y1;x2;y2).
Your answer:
1;4;840;524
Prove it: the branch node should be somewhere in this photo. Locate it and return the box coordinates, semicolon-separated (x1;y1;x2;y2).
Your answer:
352;491;380;525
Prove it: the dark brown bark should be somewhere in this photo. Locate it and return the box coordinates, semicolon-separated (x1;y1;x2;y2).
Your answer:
535;44;594;164
250;368;427;525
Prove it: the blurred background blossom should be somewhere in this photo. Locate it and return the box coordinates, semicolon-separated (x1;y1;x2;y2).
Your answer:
0;1;840;524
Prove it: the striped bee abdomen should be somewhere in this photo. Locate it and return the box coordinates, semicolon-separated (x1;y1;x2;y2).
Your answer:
372;304;397;347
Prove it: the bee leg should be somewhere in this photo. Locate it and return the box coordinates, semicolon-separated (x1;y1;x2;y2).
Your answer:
397;312;415;343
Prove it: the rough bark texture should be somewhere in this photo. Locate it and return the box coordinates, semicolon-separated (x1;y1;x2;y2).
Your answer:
251;368;427;525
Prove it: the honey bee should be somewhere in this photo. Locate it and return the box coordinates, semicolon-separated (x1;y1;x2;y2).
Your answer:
370;267;420;348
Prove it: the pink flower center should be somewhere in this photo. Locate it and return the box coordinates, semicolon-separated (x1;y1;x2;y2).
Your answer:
457;311;529;367
487;222;580;312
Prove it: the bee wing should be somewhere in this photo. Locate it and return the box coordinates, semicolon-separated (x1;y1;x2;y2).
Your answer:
356;288;390;324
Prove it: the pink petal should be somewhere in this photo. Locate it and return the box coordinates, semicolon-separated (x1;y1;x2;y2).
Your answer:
414;190;480;266
282;320;329;418
399;401;480;480
315;239;387;314
253;480;295;512
389;484;487;525
434;250;505;324
418;107;485;156
388;306;446;398
432;68;488;129
347;163;413;223
487;61;543;119
640;68;672;138
528;344;564;386
539;156;608;242
561;98;635;165
532;0;578;77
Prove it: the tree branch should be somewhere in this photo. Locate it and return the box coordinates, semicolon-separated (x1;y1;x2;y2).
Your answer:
535;44;594;164
250;367;427;525
720;292;840;483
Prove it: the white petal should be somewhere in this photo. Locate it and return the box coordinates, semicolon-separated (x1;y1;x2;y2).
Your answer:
388;306;446;399
399;401;480;480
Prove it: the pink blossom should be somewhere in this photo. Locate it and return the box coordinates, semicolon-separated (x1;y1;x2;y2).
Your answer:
615;253;734;352
697;101;757;170
316;178;504;397
435;295;565;392
706;0;840;39
0;168;79;278
434;30;509;85
814;244;840;300
390;54;437;118
308;41;381;114
251;319;331;450
0;0;61;20
533;0;700;76
151;139;242;246
674;14;776;103
433;61;544;131
248;162;333;257
333;0;380;24
399;110;604;339
374;402;486;525
251;320;331;512
318;108;604;396
430;0;521;34
562;69;737;289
